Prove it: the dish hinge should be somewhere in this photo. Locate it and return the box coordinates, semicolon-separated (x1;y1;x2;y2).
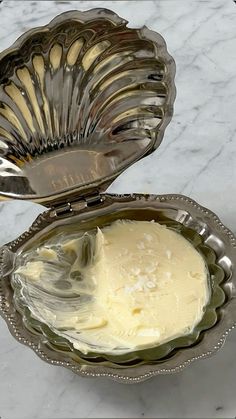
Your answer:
51;192;103;218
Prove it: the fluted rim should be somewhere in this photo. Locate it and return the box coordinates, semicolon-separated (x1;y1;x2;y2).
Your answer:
0;193;236;383
0;9;176;206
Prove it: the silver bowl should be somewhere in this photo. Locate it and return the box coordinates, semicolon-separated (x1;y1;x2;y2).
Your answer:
0;9;235;383
1;193;236;383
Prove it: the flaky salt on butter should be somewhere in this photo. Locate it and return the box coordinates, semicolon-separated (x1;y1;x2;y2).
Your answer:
15;220;209;355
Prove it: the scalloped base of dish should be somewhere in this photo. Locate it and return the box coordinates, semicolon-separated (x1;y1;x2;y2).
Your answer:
0;193;235;382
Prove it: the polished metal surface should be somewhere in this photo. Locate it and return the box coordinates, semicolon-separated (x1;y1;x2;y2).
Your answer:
0;193;236;382
9;205;225;362
0;9;235;383
0;9;175;206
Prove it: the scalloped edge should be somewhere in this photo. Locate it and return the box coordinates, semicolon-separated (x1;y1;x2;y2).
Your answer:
0;9;176;205
1;193;236;383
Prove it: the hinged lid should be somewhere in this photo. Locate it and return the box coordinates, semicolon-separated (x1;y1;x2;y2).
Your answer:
50;191;103;218
0;9;176;207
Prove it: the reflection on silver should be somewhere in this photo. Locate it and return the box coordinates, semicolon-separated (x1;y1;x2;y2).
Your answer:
1;193;236;382
0;9;175;205
0;9;235;383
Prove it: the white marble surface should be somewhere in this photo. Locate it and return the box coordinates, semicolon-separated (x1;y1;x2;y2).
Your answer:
0;0;236;418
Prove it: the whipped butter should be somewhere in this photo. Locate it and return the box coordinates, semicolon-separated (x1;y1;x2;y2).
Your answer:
15;220;209;355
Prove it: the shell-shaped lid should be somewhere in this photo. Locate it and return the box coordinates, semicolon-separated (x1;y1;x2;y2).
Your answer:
0;9;176;206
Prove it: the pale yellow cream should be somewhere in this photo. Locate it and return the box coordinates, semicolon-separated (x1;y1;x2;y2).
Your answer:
15;220;209;355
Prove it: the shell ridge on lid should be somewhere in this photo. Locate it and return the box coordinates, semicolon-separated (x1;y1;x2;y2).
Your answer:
0;9;176;206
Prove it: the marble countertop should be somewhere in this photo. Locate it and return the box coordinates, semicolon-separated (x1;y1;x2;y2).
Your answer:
0;0;236;418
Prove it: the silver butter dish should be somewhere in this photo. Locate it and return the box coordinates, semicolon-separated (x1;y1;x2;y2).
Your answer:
0;9;236;383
